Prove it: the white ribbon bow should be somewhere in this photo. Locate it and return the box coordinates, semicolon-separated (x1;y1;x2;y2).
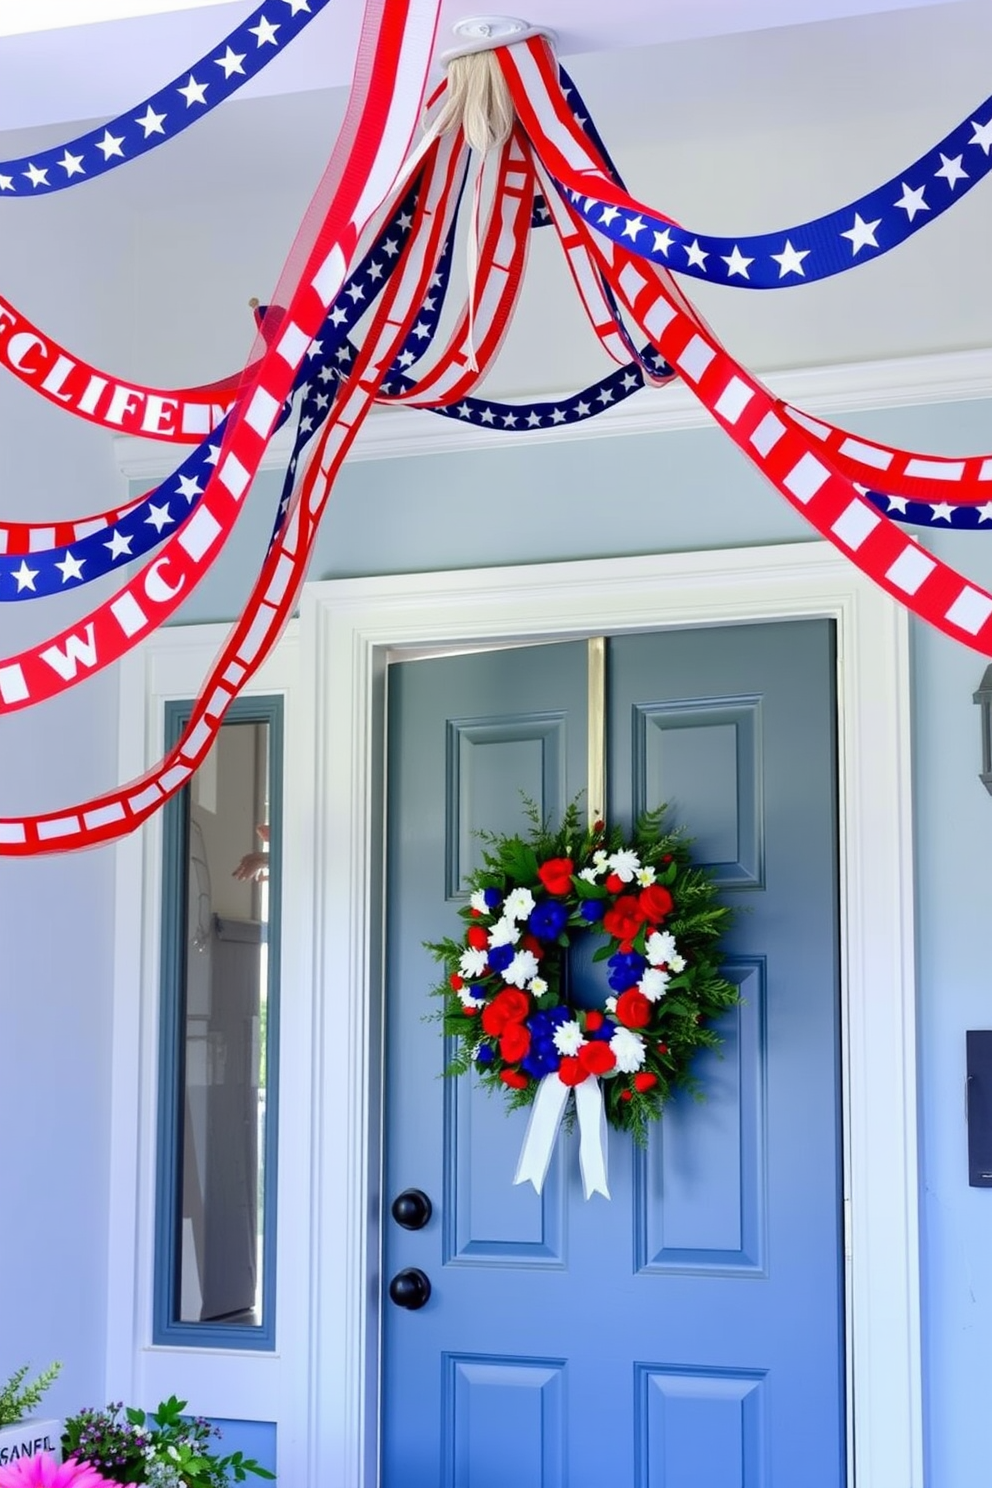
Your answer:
513;1071;610;1200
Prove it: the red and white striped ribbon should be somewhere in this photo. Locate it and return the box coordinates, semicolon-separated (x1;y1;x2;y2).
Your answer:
505;39;992;507
0;2;443;723
776;402;992;504
500;37;992;658
0;494;145;557
0;0;446;854
0;292;243;442
387;128;534;407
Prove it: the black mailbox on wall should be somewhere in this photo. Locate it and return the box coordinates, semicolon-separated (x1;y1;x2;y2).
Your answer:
967;1031;992;1186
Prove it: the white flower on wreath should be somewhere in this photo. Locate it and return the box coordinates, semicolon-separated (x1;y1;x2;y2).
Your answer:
592;849;609;871
636;866;657;886
470;889;493;915
460;986;483;1009
607;848;641;881
646;929;678;966
504;948;540;988
669;953;686;973
530;976;548;996
605;995;618;1013
610;1026;646;1073
488;916;520;948
553;1019;586;1057
504;886;536;921
578;866;600;884
639;966;670;1002
459;947;489;979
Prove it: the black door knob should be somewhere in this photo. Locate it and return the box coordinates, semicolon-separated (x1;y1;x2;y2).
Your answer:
388;1267;431;1310
391;1187;433;1230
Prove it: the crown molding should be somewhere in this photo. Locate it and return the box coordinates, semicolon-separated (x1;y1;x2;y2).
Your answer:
113;344;992;480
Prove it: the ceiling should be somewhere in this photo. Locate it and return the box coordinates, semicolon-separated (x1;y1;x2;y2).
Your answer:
0;0;987;396
0;0;973;132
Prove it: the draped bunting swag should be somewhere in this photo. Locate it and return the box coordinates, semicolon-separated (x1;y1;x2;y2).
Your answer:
0;1;991;853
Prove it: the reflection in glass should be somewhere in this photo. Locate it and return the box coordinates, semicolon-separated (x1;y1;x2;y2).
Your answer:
177;718;272;1327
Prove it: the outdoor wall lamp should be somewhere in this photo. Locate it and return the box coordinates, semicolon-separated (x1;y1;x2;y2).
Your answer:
975;664;992;795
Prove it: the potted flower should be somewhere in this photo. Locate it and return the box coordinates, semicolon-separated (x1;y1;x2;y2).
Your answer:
60;1398;274;1486
0;1457;110;1486
0;1366;63;1472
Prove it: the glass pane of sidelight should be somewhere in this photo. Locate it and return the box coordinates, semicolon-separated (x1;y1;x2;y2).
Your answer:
155;697;282;1348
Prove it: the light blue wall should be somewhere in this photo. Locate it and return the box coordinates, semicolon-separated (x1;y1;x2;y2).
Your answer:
166;392;992;1485
2;378;985;1472
209;1419;277;1478
0;154;128;1427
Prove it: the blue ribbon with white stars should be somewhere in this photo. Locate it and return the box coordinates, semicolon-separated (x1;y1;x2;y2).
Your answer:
864;489;992;530
0;0;330;197
0;174;424;600
389;347;671;429
0;429;224;599
552;96;992;288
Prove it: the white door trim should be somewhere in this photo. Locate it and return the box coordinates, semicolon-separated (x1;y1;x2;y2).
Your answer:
301;540;921;1488
107;622;314;1485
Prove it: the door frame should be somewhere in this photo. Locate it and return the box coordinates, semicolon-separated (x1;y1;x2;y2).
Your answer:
300;542;921;1488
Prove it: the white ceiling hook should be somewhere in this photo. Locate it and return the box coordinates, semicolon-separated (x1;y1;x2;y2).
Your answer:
441;14;557;62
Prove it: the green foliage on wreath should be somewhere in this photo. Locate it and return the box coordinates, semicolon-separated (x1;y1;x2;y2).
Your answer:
427;800;737;1144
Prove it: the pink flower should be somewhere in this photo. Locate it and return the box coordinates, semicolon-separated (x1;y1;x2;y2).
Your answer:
0;1457;112;1488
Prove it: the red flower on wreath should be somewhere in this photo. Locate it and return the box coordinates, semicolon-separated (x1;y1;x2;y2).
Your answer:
500;1021;532;1063
639;883;674;923
482;988;530;1036
634;1071;658;1093
557;1056;588;1087
467;924;489;950
603;895;646;942
501;1069;529;1089
579;1040;617;1076
537;857;574;896
615;988;652;1029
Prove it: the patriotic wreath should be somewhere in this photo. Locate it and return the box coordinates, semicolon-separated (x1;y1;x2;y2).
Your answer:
430;803;736;1144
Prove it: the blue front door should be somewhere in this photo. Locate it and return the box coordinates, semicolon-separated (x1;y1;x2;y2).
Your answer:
382;620;843;1487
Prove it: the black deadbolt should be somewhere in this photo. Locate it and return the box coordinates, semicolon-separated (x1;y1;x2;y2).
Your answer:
391;1187;432;1230
388;1267;431;1310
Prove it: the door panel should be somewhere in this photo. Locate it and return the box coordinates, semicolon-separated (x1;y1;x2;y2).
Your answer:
382;621;843;1488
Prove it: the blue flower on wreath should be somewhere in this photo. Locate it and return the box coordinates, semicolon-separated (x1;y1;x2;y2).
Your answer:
579;900;605;923
483;887;502;909
608;950;647;991
528;900;568;941
476;1044;495;1066
488;942;516;974
520;1006;569;1076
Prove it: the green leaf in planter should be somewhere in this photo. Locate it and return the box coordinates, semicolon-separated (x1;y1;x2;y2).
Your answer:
0;1361;62;1428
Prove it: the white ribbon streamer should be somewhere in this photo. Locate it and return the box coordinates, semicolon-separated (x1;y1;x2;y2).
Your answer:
513;1070;570;1194
513;1071;611;1200
574;1074;611;1200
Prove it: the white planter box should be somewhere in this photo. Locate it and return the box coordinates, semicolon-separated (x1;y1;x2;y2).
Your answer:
0;1419;62;1467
